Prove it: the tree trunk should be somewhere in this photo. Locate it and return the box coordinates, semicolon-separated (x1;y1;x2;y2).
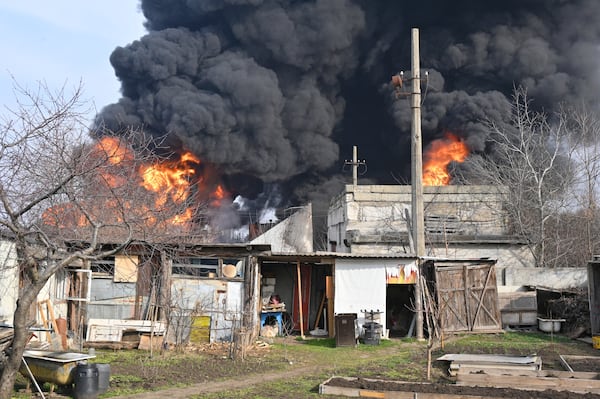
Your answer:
0;288;37;399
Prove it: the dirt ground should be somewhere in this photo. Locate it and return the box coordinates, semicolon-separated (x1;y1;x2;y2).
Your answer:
102;335;600;399
108;342;285;393
27;334;599;399
325;377;600;399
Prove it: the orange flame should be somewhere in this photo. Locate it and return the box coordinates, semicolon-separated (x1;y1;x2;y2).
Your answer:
139;151;200;207
97;136;132;165
423;132;469;186
43;137;228;230
210;184;227;207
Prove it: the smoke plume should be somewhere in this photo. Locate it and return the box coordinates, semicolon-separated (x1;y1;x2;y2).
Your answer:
95;0;600;216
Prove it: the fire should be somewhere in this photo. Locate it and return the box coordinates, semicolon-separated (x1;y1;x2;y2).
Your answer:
423;132;469;186
139;151;200;207
210;184;227;207
43;137;228;230
97;136;132;165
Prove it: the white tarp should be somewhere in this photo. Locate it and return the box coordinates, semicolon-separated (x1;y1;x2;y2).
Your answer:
334;259;387;333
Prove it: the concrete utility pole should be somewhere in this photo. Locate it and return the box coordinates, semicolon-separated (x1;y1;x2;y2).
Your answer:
411;27;425;341
344;145;366;186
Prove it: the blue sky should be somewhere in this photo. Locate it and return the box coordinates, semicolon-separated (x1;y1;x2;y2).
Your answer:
0;1;146;122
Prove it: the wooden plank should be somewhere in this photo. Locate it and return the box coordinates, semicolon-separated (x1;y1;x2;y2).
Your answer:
320;382;506;399
359;390;385;398
458;367;599;379
86;319;167;342
457;372;600;394
560;354;574;371
449;364;540;377
44;300;60;336
560;354;600;361
37;302;51;343
312;291;326;330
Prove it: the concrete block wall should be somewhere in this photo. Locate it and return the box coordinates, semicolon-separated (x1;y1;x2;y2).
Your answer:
328;184;513;253
503;267;588;289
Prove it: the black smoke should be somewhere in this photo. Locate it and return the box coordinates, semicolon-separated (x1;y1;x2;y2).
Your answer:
95;0;600;222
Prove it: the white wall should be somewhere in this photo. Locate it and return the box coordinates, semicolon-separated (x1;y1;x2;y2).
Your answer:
503;267;588;289
251;204;313;253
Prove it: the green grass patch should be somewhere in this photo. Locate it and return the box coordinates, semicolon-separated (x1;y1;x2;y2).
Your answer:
18;331;588;398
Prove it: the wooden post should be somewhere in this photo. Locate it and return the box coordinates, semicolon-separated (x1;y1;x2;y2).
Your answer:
296;261;305;339
326;276;334;338
37;302;52;343
313;292;326;330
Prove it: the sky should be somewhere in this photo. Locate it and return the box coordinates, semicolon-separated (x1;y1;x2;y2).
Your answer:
0;1;146;123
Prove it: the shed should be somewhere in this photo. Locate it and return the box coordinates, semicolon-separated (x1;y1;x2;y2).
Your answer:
588;257;600;338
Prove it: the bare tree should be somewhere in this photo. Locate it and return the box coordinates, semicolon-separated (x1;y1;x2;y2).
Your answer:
457;87;576;267
543;104;600;267
0;81;194;398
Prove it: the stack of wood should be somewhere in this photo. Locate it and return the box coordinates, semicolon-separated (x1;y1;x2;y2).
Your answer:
437;353;541;377
438;353;600;395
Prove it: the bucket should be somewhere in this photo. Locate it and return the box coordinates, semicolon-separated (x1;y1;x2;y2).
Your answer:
73;363;99;399
96;363;111;394
593;336;600;350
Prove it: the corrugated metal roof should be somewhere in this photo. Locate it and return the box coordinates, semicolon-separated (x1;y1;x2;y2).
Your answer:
263;251;416;261
262;251;497;263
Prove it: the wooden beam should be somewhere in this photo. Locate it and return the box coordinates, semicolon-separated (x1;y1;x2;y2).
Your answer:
37;302;51;343
296;261;305;339
457;371;600;394
326;276;334;338
313;291;326;330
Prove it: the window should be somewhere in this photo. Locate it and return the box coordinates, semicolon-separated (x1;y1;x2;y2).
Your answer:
172;257;245;278
425;215;461;235
91;257;115;276
57;269;91;302
172;257;219;277
90;255;139;282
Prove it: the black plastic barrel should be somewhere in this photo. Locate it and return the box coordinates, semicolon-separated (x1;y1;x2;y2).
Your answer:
96;363;111;394
73;363;99;399
362;322;382;345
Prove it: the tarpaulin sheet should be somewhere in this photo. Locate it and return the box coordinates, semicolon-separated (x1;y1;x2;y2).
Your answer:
334;259;387;332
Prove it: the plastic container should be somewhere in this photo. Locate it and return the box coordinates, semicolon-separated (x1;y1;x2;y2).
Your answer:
593;336;600;350
362;322;382;345
96;363;111;394
73;363;99;399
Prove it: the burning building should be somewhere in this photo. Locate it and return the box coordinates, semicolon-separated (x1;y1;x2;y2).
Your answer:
328;131;532;270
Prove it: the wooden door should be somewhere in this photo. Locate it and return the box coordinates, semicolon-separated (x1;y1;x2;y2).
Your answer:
435;263;501;333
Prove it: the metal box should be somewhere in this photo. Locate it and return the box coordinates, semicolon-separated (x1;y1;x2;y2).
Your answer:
335;313;357;347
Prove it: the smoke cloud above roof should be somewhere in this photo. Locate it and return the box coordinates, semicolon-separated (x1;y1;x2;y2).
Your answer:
95;0;600;211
